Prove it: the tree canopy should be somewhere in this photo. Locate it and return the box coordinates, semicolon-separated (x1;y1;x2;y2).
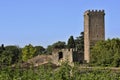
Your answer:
22;44;36;61
34;46;45;55
0;45;21;65
91;38;120;67
52;41;66;49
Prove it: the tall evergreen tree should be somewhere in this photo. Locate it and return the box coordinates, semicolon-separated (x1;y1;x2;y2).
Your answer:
67;36;75;48
75;32;84;53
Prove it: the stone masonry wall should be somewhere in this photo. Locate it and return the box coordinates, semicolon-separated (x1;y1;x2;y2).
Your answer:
52;49;75;65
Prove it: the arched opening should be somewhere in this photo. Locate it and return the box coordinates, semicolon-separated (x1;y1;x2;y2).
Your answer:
58;52;63;60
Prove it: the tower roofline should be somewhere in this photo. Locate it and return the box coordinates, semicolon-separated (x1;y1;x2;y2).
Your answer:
84;10;105;15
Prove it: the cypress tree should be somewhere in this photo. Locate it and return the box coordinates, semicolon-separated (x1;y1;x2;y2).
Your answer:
67;36;75;49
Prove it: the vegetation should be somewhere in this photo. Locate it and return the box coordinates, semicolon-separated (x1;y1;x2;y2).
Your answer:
46;45;53;54
0;45;21;65
0;44;47;64
34;46;45;55
22;44;37;61
67;36;75;48
91;38;120;67
75;32;84;54
52;41;66;49
46;41;66;54
0;62;120;80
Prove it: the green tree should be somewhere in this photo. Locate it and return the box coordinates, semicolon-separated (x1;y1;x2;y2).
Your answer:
67;36;75;49
34;46;45;55
75;32;84;53
52;41;66;49
0;44;5;53
46;45;53;55
22;44;36;61
0;45;21;65
91;38;120;67
46;41;66;54
112;50;120;67
5;46;21;63
0;50;13;65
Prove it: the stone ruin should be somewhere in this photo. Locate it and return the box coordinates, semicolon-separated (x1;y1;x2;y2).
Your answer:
52;48;84;65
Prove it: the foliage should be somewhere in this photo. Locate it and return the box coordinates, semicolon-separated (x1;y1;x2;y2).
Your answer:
54;61;72;80
22;44;36;61
52;41;66;49
46;45;53;55
75;32;84;54
0;62;120;80
0;45;21;65
46;41;66;54
0;44;5;53
34;46;45;55
91;38;120;67
67;36;75;48
5;46;22;63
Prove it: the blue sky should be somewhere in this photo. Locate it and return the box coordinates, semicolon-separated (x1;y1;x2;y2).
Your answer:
0;0;120;48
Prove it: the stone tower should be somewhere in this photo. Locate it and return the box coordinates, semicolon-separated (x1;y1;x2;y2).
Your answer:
84;10;105;63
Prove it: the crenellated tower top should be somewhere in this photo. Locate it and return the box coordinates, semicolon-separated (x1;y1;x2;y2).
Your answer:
84;10;105;15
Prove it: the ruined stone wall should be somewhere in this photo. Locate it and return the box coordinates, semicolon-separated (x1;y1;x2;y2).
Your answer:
52;49;75;65
84;10;105;63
